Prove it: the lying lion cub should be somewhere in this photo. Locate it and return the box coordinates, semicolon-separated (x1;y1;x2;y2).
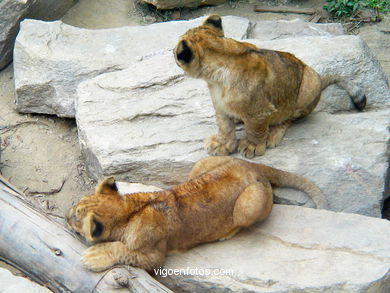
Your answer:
67;156;326;272
174;15;367;158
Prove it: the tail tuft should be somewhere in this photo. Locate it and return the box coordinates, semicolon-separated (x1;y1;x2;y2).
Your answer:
351;90;367;111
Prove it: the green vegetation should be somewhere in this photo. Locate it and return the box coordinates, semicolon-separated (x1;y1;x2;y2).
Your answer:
324;0;362;17
324;0;389;18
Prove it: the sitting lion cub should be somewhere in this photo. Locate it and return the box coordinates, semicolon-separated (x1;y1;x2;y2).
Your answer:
67;156;326;272
174;15;366;158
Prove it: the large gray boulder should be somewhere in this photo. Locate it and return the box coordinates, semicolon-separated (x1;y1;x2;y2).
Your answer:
0;0;36;70
14;16;250;117
0;267;52;293
141;0;225;9
76;44;389;217
156;205;390;292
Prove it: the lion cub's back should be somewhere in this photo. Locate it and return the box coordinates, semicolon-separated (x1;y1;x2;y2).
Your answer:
169;160;258;247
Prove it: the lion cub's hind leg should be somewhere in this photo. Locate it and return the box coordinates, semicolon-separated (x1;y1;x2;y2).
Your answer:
267;121;292;148
293;66;322;119
232;181;273;229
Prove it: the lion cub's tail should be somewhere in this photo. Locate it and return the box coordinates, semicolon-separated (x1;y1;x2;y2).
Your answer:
321;74;367;111
255;164;328;209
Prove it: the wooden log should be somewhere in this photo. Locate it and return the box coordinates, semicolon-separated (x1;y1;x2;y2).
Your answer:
254;5;318;15
0;175;173;293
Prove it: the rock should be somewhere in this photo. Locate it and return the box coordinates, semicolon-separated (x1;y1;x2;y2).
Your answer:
155;205;390;293
75;53;211;185
258;109;389;217
0;267;53;293
0;0;36;70
0;0;77;71
14;16;250;117
250;18;345;41
140;0;225;10
249;36;390;111
76;46;389;217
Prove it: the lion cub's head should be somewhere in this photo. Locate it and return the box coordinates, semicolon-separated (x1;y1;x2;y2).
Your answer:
66;177;126;244
174;14;224;77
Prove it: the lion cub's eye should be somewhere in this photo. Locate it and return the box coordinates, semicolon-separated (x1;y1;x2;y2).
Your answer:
92;219;104;238
75;207;85;218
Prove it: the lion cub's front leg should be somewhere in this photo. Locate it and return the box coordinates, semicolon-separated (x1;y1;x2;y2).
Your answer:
238;117;269;158
205;110;238;156
82;242;128;272
82;241;164;272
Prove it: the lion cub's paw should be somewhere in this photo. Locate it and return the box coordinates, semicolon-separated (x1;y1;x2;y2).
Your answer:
267;124;289;148
205;135;237;156
266;131;284;148
81;245;116;272
238;139;266;158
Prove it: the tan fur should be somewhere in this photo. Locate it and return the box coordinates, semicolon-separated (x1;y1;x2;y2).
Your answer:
67;156;326;272
174;15;366;158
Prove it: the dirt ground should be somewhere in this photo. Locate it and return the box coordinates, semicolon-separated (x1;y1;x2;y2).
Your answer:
0;0;389;276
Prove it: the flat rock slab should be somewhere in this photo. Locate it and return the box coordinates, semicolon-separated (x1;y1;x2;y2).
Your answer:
76;36;389;217
155;205;390;293
14;16;250;117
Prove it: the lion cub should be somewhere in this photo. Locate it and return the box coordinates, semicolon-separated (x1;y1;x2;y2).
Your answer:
67;156;326;272
174;15;366;158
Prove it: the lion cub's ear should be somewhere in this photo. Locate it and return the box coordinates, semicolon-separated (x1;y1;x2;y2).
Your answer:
203;14;223;33
84;213;104;242
96;176;118;194
176;40;194;64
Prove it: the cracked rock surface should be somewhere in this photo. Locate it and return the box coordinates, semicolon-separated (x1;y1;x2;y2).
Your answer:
156;204;390;293
76;47;389;217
